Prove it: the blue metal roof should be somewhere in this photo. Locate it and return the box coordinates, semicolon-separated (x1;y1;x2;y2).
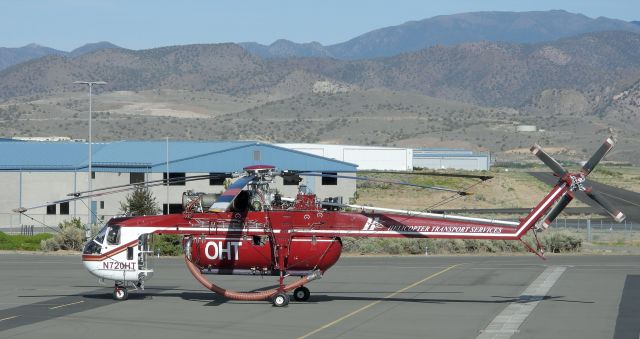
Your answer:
0;142;104;170
0;140;357;172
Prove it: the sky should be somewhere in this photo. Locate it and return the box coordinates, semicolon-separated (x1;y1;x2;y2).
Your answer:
1;0;638;51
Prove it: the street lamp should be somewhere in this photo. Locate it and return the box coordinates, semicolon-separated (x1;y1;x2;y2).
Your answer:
73;81;107;235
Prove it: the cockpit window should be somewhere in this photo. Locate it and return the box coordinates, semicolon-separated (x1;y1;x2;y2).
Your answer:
82;225;108;254
107;226;121;245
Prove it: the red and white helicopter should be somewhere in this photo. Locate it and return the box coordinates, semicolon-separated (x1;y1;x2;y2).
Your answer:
17;137;625;306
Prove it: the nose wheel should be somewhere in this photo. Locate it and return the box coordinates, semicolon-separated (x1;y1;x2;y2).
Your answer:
113;286;129;301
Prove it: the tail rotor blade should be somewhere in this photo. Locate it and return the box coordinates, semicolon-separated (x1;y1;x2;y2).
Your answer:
585;190;626;222
582;137;615;175
541;193;573;229
530;144;567;177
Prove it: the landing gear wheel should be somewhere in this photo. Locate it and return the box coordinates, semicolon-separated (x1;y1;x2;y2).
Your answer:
113;287;128;301
272;292;290;307
293;286;310;301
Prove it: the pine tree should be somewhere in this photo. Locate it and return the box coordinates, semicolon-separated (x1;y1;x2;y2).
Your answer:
119;186;160;216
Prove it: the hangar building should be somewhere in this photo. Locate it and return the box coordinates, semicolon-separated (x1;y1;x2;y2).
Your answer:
0;140;357;228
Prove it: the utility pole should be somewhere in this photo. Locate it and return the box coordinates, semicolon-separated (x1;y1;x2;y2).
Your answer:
73;81;107;237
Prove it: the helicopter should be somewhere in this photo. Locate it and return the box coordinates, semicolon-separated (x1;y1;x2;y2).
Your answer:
15;137;625;307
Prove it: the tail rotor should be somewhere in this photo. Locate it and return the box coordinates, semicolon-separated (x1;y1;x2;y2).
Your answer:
532;136;626;228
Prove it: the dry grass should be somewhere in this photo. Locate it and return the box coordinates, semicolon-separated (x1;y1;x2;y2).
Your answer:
354;169;590;212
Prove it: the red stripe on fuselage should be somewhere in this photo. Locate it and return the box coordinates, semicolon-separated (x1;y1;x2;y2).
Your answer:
82;239;138;261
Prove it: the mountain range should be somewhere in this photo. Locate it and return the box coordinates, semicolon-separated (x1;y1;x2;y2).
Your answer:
1;31;639;110
2;10;640;71
240;10;640;59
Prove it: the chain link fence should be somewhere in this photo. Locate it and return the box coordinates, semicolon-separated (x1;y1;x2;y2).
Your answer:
548;218;638;243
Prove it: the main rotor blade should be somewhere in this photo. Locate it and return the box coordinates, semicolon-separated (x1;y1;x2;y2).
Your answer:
542;193;573;228
585;189;626;222
209;175;256;212
67;173;230;197
298;173;469;195
530;144;567;177
13;196;80;213
359;170;493;181
15;174;232;213
582;137;615;175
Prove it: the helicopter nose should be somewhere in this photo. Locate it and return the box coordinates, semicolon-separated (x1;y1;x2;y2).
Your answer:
82;258;106;279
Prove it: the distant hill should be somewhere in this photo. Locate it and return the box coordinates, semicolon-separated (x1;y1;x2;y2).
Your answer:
69;41;122;57
239;40;332;58
0;41;122;71
0;44;66;71
241;10;640;59
0;43;267;99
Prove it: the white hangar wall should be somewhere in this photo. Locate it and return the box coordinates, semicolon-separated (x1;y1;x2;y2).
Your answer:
277;144;413;171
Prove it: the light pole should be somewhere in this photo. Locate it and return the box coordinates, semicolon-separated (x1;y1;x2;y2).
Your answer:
73;81;106;236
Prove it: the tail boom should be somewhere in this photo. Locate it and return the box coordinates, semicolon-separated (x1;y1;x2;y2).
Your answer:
292;182;569;241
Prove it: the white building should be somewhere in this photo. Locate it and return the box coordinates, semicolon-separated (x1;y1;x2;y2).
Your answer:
278;144;413;171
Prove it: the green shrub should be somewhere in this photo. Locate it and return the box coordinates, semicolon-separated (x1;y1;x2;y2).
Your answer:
539;230;582;253
40;237;61;251
154;234;183;256
341;230;580;255
40;218;86;252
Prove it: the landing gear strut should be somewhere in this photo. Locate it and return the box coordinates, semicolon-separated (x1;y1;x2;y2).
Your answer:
113;285;129;301
272;292;290;307
293;286;310;301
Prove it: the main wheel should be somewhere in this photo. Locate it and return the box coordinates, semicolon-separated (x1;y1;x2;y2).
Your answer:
293;286;310;302
113;287;129;301
272;292;290;307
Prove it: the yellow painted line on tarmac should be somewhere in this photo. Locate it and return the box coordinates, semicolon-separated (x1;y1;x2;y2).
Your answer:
48;300;85;310
297;263;462;339
0;315;20;322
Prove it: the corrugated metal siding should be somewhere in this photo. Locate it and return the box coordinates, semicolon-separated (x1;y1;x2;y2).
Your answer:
413;156;489;170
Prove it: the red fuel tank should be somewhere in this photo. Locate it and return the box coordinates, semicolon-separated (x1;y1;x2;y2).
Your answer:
185;236;342;276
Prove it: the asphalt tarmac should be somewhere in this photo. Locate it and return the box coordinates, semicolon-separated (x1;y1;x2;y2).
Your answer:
0;254;639;339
